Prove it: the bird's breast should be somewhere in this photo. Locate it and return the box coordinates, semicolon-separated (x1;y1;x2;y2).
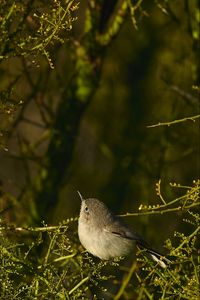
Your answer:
78;219;134;260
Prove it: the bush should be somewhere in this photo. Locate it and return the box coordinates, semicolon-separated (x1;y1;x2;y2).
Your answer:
1;181;199;299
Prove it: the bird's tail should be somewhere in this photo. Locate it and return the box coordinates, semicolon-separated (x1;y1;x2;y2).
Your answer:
136;240;171;268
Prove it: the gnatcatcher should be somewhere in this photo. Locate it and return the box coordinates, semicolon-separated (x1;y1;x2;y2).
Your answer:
78;192;170;268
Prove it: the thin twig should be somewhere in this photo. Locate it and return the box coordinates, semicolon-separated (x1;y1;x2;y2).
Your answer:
0;219;78;233
171;226;200;255
68;276;89;295
119;202;199;217
114;260;137;300
147;115;200;128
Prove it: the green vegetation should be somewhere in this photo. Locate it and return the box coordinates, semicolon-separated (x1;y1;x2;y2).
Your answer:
1;182;199;299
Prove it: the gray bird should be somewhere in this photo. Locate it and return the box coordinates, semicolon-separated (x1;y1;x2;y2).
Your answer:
78;192;170;268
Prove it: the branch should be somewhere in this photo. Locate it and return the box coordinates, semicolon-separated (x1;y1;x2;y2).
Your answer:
0;218;77;233
69;276;90;296
97;0;129;46
119;181;200;217
147;114;200;128
114;260;137;300
119;203;199;217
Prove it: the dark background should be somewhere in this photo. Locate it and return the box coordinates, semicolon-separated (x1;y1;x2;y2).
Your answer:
0;0;199;253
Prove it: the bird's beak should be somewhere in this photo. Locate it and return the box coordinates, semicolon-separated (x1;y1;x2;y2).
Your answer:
77;190;83;202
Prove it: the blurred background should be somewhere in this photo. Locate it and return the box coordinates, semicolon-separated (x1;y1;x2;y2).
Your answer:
0;0;199;252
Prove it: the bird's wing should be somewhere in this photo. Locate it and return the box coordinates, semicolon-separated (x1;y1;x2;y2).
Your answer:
103;217;137;240
104;218;171;268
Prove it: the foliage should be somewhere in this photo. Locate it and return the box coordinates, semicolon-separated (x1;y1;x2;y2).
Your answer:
0;0;78;151
0;0;78;65
0;182;199;299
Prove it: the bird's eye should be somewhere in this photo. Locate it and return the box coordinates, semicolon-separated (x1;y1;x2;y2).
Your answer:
85;206;89;212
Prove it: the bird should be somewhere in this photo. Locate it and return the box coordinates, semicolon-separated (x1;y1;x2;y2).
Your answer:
78;191;170;268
